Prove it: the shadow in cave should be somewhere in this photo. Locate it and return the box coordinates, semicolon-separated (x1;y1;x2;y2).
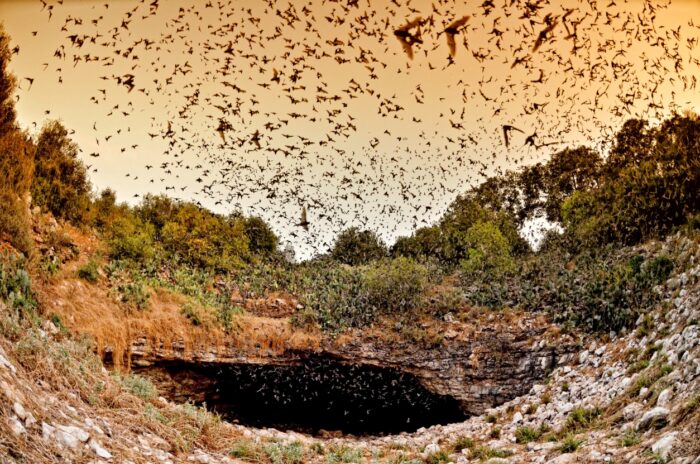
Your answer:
135;356;468;436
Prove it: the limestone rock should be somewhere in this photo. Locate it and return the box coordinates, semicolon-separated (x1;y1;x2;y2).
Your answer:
651;432;678;461
637;407;669;431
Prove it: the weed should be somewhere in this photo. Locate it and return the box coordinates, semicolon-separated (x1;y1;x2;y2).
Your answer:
620;429;641;447
78;259;100;282
121;374;157;401
558;434;584;453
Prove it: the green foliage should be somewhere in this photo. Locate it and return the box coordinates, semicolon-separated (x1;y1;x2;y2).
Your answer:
77;259;100;283
515;425;546;444
0;251;36;311
391;226;443;259
243;215;278;256
424;451;450;464
558;434;584;453
450;436;474;452
331;227;387;265
105;214;156;262
31;120;91;222
364;257;428;313
620;429;641;447
122;373;157;401
459;221;514;276
563;407;601;433
262;441;305;464
323;445;363;463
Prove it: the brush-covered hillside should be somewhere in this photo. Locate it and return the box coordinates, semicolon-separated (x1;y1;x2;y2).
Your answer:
1;22;700;464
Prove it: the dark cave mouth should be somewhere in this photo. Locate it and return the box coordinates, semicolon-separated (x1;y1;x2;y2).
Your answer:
134;356;468;436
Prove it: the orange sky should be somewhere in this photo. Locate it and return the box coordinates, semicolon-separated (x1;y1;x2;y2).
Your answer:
1;0;699;257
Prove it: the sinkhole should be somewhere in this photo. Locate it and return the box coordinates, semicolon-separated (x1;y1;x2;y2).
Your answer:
134;356;468;436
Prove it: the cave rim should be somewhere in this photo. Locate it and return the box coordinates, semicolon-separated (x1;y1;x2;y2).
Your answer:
131;355;470;437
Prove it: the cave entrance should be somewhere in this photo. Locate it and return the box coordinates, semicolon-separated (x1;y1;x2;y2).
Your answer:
134;356;468;436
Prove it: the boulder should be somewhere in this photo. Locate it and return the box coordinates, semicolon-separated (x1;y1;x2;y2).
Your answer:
637;407;669;431
651;432;677;461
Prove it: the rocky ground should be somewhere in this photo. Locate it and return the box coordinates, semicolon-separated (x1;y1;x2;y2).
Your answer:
1;233;699;463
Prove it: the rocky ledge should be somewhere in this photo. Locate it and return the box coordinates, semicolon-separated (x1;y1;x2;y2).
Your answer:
120;312;577;416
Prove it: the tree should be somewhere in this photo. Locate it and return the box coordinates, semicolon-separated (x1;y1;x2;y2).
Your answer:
331;227;387;265
542;147;602;222
459;221;514;276
0;25;17;137
31;120;91;222
0;25;33;254
243;216;278;256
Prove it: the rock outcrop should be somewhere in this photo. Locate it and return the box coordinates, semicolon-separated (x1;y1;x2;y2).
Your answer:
124;314;577;416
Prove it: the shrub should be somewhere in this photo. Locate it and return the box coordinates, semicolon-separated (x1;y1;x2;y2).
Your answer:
0;128;35;255
515;425;544;443
106;214;155;262
424;451;450;464
620;429;641;447
459;221;514;276
558;434;584;453
262;441;305;464
31;120;91;223
122;374;157;401
77;259;100;283
0;251;36;311
563;407;600;433
330;227;387;265
243;215;278;256
364;257;428;313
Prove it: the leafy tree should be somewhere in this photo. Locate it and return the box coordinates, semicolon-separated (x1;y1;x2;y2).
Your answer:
331;227;387;265
459;221;514;276
391;226;444;259
243;216;278;256
542;147;602;222
0;26;34;254
0;25;16;137
31;120;91;222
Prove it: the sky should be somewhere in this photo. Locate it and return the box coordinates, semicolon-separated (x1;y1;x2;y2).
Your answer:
1;0;699;259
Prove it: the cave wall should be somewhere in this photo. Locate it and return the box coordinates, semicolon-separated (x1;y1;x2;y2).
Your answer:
123;319;578;416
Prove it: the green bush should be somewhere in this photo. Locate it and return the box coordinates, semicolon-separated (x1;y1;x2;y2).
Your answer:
106;214;155;262
459;221;514;276
515;425;544;444
330;227;387;265
0;251;35;311
558;434;584;453
364;257;428;313
243;216;278;256
122;374;157;401
77;259;100;283
31;120;91;223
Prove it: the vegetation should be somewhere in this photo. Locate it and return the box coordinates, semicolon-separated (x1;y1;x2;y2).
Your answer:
331;227;387;265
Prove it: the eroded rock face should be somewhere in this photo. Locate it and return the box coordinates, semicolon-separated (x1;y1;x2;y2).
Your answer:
122;316;577;417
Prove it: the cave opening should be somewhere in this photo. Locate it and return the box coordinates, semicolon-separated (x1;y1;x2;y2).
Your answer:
134;356;468;436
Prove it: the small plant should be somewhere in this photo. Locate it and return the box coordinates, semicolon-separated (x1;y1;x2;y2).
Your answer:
451;436;474;452
515;425;543;444
563;407;601;433
485;414;498;424
558;434;584;453
620;429;641;447
541;391;552;404
470;446;513;460
77;259;100;283
122;374;157;401
424;451;450;464
229;440;264;460
562;382;570;392
489;426;501;439
628;359;650;374
262;441;305;464
324;445;363;463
